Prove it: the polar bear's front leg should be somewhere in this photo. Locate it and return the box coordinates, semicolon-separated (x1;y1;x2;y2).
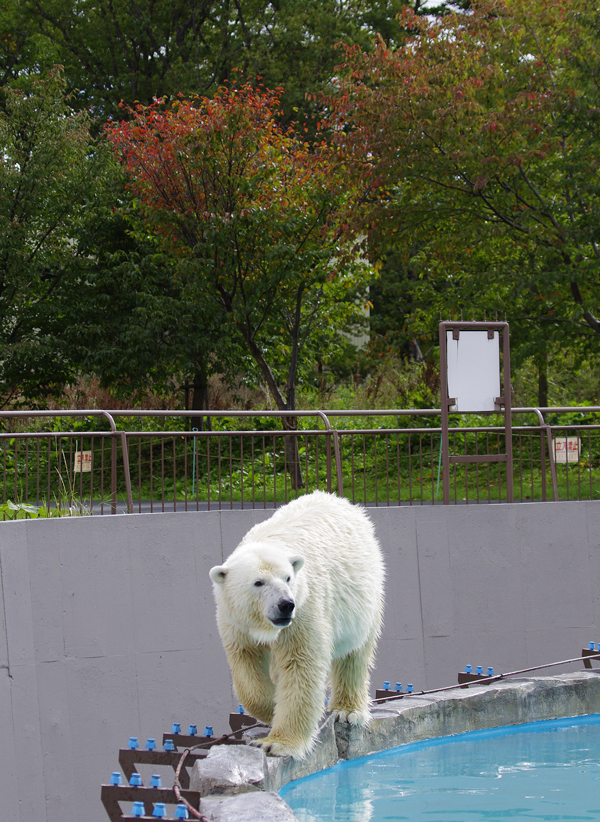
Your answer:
328;639;376;726
250;624;329;760
224;640;276;725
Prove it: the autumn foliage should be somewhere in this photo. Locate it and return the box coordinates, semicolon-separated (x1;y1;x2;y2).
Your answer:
325;0;600;340
106;81;363;426
106;84;335;255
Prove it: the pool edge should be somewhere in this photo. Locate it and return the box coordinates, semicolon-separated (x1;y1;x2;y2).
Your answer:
196;671;600;821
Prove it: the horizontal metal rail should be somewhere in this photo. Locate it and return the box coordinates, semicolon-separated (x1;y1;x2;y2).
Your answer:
0;407;599;516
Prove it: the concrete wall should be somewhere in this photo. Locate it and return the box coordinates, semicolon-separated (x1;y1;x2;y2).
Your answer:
1;500;599;822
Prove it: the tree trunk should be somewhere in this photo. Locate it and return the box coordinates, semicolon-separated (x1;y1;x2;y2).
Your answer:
282;413;304;490
537;344;548;408
234;321;304;489
190;364;211;431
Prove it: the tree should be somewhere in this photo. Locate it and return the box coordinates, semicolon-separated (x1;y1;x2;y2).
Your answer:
65;225;241;427
325;0;600;399
107;82;370;482
11;0;410;122
0;67;115;407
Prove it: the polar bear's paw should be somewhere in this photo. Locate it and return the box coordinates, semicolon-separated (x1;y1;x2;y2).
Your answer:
332;708;370;726
249;736;301;758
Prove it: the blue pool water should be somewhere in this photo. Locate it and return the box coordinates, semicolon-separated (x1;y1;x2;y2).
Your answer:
280;715;600;821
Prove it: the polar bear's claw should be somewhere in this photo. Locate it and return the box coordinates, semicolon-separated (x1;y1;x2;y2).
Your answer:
332;708;370;725
249;737;296;757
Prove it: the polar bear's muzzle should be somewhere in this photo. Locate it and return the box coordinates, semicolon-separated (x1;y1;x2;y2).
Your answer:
270;597;295;627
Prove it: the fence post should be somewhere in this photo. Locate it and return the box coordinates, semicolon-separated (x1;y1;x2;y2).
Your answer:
532;408;558;502
110;434;117;514
545;424;559;501
99;412;121;515
316;412;341;496
120;433;134;513
325;429;332;493
333;431;343;497
540;429;547;502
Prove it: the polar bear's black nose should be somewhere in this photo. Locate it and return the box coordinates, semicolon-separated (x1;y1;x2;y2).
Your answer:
278;598;295;616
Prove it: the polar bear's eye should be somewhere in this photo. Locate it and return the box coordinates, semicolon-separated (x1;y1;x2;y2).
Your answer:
254;580;264;587
286;576;291;583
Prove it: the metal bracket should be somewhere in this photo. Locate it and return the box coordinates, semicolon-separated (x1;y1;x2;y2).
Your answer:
457;671;495;688
582;648;600;669
102;716;256;821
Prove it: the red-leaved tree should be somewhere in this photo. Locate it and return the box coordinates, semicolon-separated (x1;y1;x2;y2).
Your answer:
107;82;365;485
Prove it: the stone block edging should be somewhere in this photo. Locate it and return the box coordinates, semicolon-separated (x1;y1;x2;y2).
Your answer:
192;672;600;821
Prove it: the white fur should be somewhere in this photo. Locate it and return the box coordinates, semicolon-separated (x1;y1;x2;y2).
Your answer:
209;491;385;759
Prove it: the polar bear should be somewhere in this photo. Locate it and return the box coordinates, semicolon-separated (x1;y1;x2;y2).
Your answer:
209;491;385;759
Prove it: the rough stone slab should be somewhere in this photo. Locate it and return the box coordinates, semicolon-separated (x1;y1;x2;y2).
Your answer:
191;744;268;795
336;673;600;759
195;674;600;822
200;791;299;822
262;714;339;793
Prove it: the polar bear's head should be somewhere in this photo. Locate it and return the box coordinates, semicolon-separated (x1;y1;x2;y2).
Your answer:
209;542;306;643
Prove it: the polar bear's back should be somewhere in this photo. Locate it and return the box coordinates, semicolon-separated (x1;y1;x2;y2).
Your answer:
240;491;380;567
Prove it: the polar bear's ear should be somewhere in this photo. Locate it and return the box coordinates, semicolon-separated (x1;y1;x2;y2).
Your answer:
290;555;305;573
209;565;228;585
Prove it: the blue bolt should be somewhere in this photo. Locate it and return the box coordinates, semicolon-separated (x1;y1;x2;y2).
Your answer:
406;684;414;693
175;804;189;819
109;772;122;786
465;664;472;674
590;642;596;651
131;801;145;817
129;773;143;787
383;681;390;690
237;704;245;714
145;738;156;750
204;726;213;737
395;683;402;692
486;667;494;677
149;774;161;788
163;739;175;751
172;723;181;734
153;803;167;819
128;737;139;750
476;666;483;675
188;724;197;736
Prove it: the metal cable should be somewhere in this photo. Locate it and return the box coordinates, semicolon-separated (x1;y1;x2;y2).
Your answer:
170;654;596;816
372;654;598;704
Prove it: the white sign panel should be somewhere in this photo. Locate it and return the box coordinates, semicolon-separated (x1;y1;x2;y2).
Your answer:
74;451;92;473
446;330;501;412
553;437;580;464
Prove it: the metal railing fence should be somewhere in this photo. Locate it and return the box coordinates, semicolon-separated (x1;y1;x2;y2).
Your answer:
0;407;599;516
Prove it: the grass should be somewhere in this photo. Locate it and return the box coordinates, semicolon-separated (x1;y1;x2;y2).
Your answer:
4;416;600;512
3;355;600;513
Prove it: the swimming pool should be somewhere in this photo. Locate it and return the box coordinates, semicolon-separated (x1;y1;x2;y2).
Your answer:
280;714;600;821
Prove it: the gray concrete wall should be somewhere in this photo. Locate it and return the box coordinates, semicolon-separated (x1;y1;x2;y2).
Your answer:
1;500;599;822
